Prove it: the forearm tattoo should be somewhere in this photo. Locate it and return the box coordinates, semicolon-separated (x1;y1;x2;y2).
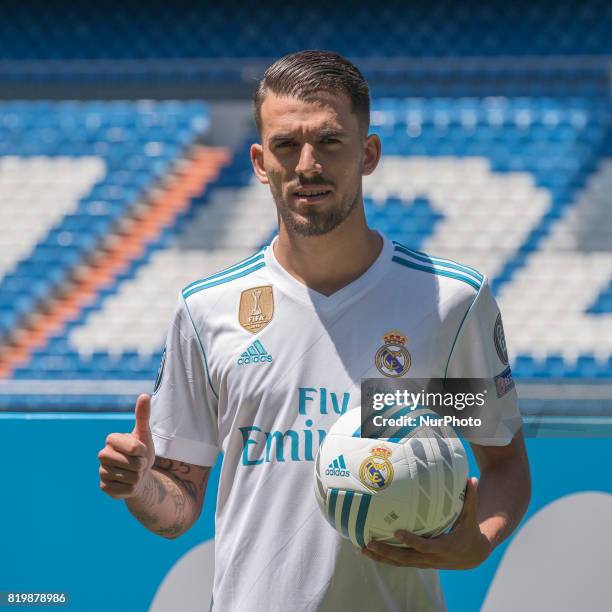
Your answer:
129;457;208;538
154;473;167;504
155;487;186;538
133;510;159;526
153;457;206;508
140;473;157;507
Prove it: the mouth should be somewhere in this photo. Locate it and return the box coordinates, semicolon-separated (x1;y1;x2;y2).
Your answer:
293;188;333;203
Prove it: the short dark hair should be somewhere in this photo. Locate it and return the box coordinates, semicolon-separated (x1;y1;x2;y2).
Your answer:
253;50;370;136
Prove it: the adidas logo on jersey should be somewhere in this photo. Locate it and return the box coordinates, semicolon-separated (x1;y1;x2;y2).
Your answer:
237;339;273;366
325;454;350;477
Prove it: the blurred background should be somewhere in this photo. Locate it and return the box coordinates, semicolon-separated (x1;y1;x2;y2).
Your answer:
0;1;610;611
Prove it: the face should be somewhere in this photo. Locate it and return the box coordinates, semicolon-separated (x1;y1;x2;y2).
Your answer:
251;90;380;237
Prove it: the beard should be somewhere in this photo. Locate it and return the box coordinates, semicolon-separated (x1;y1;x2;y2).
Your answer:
269;178;360;237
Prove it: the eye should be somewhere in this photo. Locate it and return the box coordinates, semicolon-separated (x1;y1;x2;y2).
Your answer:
276;140;297;149
321;137;340;144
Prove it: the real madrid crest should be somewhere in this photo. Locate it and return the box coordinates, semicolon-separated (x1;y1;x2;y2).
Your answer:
375;330;411;377
359;446;394;491
239;285;274;333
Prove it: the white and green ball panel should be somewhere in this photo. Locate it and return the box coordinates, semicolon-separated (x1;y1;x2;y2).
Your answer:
324;488;373;548
315;407;468;544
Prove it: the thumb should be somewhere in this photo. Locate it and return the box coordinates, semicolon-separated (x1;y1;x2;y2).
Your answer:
458;476;479;525
132;394;152;444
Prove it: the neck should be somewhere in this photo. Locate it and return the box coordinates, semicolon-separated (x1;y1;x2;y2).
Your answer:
274;204;383;296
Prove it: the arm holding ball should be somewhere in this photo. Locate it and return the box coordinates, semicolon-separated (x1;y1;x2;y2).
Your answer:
362;431;531;569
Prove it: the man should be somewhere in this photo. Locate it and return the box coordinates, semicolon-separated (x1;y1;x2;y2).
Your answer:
97;50;531;611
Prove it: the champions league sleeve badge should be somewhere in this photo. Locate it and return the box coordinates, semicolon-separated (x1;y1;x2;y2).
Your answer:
493;313;509;365
239;285;274;334
375;330;411;377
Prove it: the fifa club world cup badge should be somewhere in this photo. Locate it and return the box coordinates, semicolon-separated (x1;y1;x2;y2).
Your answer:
375;330;411;377
239;285;274;333
359;446;394;491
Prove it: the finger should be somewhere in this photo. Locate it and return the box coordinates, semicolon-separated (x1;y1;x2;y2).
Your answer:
361;548;405;567
365;543;434;567
393;530;442;554
132;394;152;443
99;464;139;485
97;447;147;472
99;479;135;499
457;476;479;525
105;432;147;457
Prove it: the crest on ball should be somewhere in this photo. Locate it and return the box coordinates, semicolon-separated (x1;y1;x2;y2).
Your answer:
375;330;411;377
359;445;394;491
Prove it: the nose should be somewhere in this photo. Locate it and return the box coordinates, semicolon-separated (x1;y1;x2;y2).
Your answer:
295;143;322;176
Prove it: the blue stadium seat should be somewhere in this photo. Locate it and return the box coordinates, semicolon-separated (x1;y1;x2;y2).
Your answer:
0;100;210;346
0;2;611;69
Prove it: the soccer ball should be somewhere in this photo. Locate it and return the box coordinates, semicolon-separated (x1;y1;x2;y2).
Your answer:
314;407;469;548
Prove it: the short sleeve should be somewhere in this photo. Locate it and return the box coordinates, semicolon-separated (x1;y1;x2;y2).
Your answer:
445;278;522;446
149;294;219;466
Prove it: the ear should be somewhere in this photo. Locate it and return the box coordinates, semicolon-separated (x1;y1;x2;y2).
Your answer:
250;143;269;185
362;133;381;177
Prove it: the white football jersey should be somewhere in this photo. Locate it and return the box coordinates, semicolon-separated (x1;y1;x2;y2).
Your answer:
150;233;521;612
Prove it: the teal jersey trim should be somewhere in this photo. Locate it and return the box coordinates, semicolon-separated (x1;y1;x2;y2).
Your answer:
392;256;481;291
182;262;266;299
182;295;219;400
443;279;484;379
182;250;265;294
393;242;483;283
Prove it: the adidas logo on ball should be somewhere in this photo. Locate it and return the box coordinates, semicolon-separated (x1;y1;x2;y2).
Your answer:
314;407;468;549
325;454;350;477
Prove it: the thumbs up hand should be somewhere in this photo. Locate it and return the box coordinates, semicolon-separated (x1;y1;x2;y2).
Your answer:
98;394;157;500
132;393;155;453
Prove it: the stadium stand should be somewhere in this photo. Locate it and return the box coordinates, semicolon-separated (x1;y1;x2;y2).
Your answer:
1;7;610;612
1;95;610;408
0;2;610;412
363;98;612;389
0;0;612;61
0;2;610;100
0;101;230;391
